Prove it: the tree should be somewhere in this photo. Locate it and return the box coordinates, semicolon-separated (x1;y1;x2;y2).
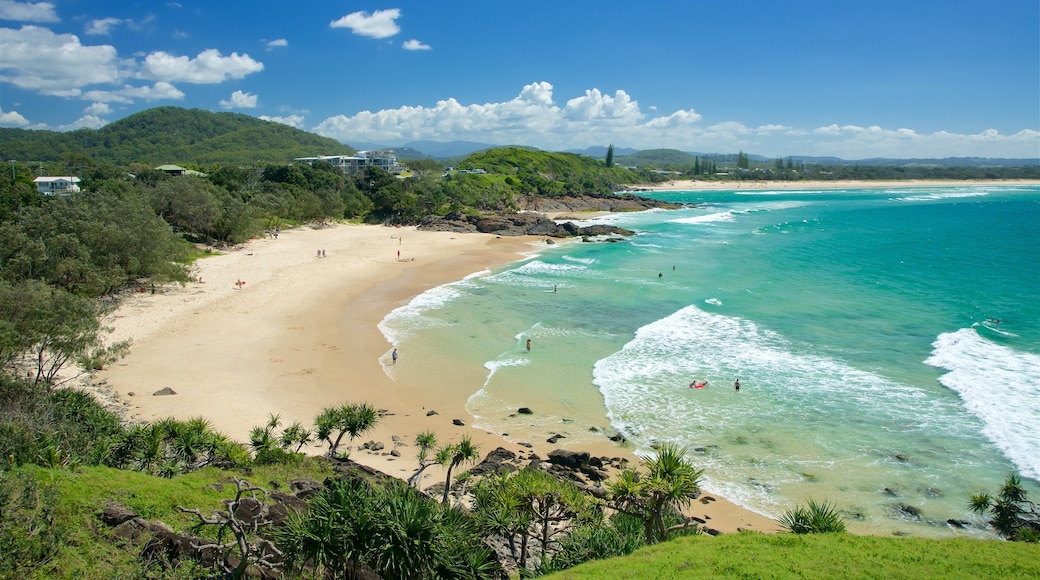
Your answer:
473;467;600;570
276;477;500;580
179;478;283;579
313;402;378;458
606;443;704;544
407;430;439;488
605;144;614;168
969;473;1040;542
436;435;481;505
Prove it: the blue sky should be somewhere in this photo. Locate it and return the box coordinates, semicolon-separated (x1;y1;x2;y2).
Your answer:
1;0;1038;159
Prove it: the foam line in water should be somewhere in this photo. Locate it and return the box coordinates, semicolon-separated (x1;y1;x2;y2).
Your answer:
925;328;1040;480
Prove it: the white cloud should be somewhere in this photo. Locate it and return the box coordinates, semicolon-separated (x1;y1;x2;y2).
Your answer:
86;17;122;35
403;39;430;51
220;90;258;109
309;81;1040;158
55;115;107;131
81;81;185;104
330;9;401;39
260;114;305;128
139;48;264;83
83;102;111;115
0;0;59;23
0;25;126;93
266;38;288;49
0;108;30;127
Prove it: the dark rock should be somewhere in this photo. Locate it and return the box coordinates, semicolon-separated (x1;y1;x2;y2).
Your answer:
370;441;385;451
452;418;465;426
100;504;138;526
419;209;638;238
468;447;519;478
289;479;323;499
704;528;722;536
546;434;565;444
898;503;923;519
518;441;533;448
390;449;400;457
588;456;603;468
518;407;533;415
547;449;590;469
947;518;972;528
426;409;438;416
231;497;264;527
152;387;177;396
882;487;900;497
607;431;626;443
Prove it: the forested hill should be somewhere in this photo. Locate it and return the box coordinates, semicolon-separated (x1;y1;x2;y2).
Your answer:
459;147;641;193
0;107;354;166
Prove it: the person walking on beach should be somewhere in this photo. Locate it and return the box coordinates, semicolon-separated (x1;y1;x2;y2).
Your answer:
392;348;398;365
734;379;741;392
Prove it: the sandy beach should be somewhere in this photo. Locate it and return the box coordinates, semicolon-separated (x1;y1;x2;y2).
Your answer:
625;178;1040;191
91;222;778;533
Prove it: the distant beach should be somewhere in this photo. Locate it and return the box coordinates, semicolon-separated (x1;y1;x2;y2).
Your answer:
91;222;776;534
625;178;1040;191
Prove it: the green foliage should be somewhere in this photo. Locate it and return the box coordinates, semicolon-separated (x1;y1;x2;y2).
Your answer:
0;107;354;166
0;471;63;576
473;467;602;570
606;443;704;544
436;435;481;505
459;147;640;197
276;477;500;580
107;417;249;477
313;402;379;458
969;473;1040;542
0;374;125;469
543;532;1040;579
777;498;848;534
535;513;644;575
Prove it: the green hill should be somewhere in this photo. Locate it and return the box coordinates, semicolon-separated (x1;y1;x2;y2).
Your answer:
458;147;642;195
0;107;354;166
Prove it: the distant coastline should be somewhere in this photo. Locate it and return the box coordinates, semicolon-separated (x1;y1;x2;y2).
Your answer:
622;178;1040;192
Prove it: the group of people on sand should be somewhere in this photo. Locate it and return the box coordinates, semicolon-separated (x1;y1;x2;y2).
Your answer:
689;378;741;392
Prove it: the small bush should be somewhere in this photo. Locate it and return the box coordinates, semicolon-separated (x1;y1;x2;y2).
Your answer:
777;499;847;534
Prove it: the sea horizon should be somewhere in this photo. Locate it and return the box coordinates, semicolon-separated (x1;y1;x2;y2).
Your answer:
380;184;1040;537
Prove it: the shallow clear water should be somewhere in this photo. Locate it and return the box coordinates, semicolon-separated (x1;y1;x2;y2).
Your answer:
380;185;1040;536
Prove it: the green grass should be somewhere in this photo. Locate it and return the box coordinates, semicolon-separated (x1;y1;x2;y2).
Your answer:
545;531;1040;579
9;459;333;579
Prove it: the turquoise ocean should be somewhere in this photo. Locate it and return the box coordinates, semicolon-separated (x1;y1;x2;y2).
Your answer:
379;185;1040;536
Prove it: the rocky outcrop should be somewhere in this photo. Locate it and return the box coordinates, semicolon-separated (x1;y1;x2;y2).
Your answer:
517;194;682;213
418;211;635;238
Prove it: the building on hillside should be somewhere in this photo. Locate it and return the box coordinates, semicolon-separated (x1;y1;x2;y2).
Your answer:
156;164;208;177
294;150;402;176
33;176;81;195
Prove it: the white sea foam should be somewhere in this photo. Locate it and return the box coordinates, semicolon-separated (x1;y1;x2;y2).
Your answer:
561;255;597;265
704;298;722;305
891;189;990;202
669;211;737;224
378;283;467;344
925;328;1040;479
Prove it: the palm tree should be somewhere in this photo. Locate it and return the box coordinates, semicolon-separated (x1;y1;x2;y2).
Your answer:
437;435;481;505
407;430;438;488
313;402;379;458
606;442;703;544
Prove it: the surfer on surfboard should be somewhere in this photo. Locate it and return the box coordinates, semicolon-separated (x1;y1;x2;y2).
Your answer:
689;380;707;389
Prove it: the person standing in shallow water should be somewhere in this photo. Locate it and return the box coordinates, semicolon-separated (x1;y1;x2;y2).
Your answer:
526;339;531;351
392;348;398;365
734;379;740;392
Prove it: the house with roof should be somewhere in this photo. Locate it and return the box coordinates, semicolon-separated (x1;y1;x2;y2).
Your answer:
33;176;81;195
155;164;208;177
294;150;402;176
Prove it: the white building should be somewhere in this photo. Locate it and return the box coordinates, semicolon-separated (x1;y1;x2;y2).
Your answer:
33;176;81;195
294;150;401;175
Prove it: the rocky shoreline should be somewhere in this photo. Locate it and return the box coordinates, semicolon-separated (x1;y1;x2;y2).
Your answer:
418;194;682;237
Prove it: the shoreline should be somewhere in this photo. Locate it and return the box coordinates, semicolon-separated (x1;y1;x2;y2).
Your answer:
90;222;778;533
624;178;1040;192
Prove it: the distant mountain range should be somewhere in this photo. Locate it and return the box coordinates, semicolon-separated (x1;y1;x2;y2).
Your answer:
359;140;1038;168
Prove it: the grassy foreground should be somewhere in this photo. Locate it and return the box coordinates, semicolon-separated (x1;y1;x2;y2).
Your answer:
545;531;1040;580
5;461;334;579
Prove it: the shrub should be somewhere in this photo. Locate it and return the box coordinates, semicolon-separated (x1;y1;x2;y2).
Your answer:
777;499;847;534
